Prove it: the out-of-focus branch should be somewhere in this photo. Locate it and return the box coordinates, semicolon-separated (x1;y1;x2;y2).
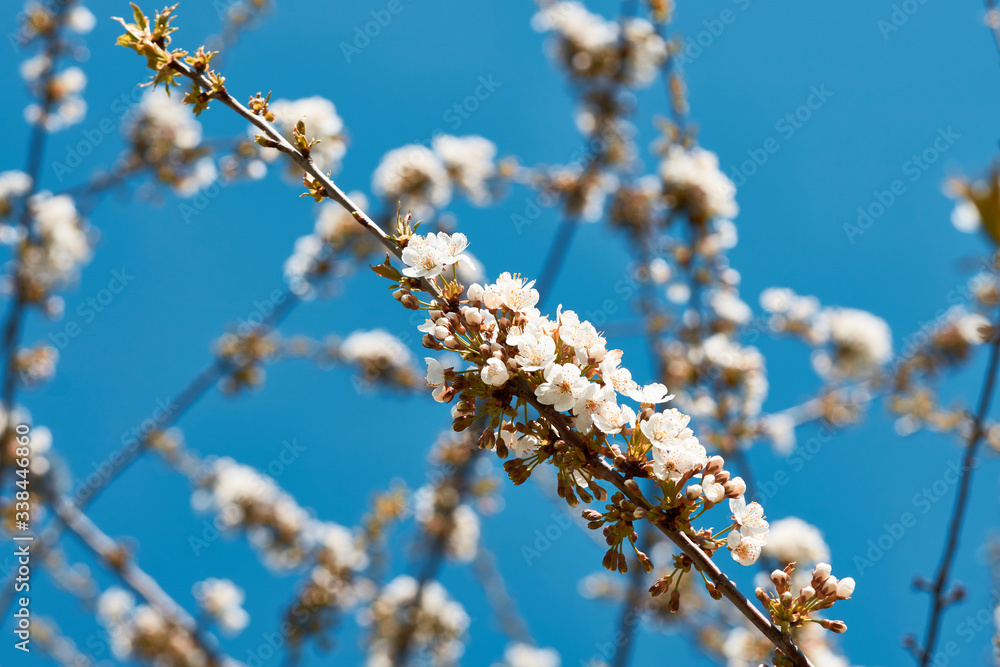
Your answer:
914;316;1000;666
1;1;73;482
53;497;227;665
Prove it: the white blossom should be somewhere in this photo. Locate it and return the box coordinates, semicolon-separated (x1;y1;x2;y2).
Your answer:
372;144;451;218
193;578;250;635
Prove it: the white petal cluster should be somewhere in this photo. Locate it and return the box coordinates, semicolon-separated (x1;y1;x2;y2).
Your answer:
763;517;830;566
364;576;469;666
660;146;738;221
126;90;217;197
532;2;667;87
501;642;561;667
21;192;91;293
0;170;32;221
432;135;497;205
192;578;250;635
401;231;471;279
191;457;313;569
813;307;893;378
66;5;97;33
130;89;204;150
373;145;452;218
24;67;87;131
284;192;370;298
265;96;347;174
96;587;209;665
699;334;768;416
727;497;770;566
408;256;784;569
373;135;499;217
339;328;417;386
415;487;481;562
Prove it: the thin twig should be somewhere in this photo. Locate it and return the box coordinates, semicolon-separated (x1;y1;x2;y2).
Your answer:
916;317;1000;666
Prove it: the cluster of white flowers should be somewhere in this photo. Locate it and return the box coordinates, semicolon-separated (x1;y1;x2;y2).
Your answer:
23;64;88;131
764;517;830;566
760;287;825;343
338;328;418;387
660;146;739;222
131;89;204;151
19;192;91;296
498;642;561;667
692;333;769;417
191;457;313;569
126;90;218;196
284;193;371;298
401;231;472;279
405;234;778;566
261;96;347;175
532;2;667;87
372;136;498;218
813;307;893;379
0;170;32;223
192;578;250;635
432;135;497;205
363;575;470;666
761;288;894;379
96;587;210;666
414;485;481;562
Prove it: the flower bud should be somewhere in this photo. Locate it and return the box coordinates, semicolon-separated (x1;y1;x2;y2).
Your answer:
686;484;703;501
705;581;722;599
704;456;725;476
770;569;789;590
820;576;838;598
401;294;420;310
467;283;484;303
799;586;815;602
713;470;730;484
724;476;746;497
434;326;450;340
812;562;832;585
463;307;483;326
649;576;671;597
836;577;855;600
638;551;654;573
820;619;847;634
443;336;461;350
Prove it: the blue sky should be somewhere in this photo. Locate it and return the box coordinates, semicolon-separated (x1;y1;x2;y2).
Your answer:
3;0;1000;665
